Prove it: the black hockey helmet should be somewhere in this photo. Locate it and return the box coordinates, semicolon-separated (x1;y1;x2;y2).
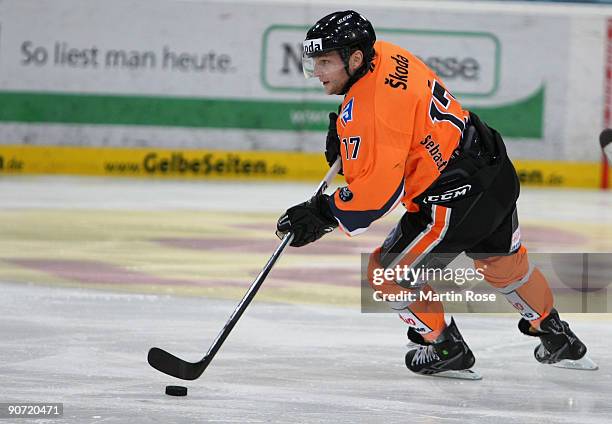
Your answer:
302;10;376;83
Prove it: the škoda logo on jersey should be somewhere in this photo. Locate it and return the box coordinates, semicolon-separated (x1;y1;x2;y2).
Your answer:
384;54;409;90
303;39;323;55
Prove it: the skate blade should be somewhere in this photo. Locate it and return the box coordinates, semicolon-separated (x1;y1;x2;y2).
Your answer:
431;369;482;380
552;356;598;371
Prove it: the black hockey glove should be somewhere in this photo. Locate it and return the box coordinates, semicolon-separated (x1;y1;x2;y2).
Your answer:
276;194;338;247
325;112;343;175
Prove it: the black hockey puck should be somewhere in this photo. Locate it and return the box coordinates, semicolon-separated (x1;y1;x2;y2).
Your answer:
599;128;612;149
165;385;188;396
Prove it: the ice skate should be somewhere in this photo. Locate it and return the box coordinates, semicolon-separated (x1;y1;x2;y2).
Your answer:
518;309;598;370
405;318;481;380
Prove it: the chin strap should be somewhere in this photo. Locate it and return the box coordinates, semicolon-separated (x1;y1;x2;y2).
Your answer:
339;61;372;95
338;47;375;95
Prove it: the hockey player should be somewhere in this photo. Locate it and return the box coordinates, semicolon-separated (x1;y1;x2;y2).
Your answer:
276;10;595;377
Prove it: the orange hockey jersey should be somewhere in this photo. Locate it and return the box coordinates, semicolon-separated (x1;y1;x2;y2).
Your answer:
329;40;469;236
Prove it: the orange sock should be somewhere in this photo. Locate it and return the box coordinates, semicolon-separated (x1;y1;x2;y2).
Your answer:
398;285;447;341
475;246;553;328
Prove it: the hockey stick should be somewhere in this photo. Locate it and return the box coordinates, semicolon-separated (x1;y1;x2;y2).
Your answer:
148;158;342;380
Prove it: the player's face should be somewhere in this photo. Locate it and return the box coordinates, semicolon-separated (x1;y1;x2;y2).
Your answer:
312;50;365;95
312;51;349;95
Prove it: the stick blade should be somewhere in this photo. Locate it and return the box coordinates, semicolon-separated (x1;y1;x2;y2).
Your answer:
148;347;209;380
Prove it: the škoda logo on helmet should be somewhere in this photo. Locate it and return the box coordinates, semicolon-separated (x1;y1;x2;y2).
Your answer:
303;39;323;54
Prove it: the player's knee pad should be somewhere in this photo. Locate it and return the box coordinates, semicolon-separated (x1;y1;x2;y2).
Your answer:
474;246;553;326
367;246;433;305
368;248;446;339
368;246;413;313
475;245;529;287
367;247;405;295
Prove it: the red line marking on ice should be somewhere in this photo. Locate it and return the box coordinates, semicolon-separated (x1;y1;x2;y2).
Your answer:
6;258;265;287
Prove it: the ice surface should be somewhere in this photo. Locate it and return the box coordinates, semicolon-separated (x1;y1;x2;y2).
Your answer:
0;176;611;423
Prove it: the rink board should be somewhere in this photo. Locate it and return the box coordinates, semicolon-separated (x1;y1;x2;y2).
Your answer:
0;144;609;188
1;0;611;163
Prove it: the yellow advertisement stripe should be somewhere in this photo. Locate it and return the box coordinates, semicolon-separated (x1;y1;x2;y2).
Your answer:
513;160;608;189
0;145;328;181
0;144;608;188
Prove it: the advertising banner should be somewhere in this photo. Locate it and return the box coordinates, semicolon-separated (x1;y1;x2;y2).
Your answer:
0;144;607;188
0;0;607;171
